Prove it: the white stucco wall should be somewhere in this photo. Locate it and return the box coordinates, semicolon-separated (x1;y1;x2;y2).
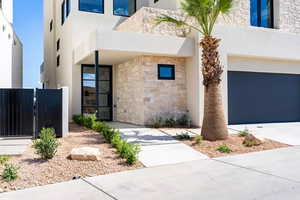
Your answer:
0;9;22;88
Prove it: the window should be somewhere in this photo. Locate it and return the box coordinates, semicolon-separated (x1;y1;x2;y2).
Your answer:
154;0;159;3
61;1;65;25
158;64;175;80
66;0;71;17
251;0;274;28
0;0;2;9
79;0;104;14
113;0;136;17
57;55;60;67
57;39;60;51
50;20;53;32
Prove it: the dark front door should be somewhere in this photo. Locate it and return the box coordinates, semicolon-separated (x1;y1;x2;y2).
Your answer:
228;71;300;124
82;65;113;121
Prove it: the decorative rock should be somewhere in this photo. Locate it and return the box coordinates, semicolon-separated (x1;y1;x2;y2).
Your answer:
243;134;264;147
70;147;101;161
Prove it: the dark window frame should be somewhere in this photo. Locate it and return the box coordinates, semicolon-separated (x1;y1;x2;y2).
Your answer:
79;0;105;14
50;20;53;32
61;1;65;25
113;0;136;17
158;64;175;80
66;0;71;17
81;64;113;121
57;55;60;67
57;39;60;51
251;0;274;28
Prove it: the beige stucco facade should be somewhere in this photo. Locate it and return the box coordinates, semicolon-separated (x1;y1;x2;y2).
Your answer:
43;0;300;126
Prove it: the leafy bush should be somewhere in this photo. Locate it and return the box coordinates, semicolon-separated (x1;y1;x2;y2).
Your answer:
238;128;250;137
194;136;203;144
177;114;189;126
175;133;191;140
217;145;232;153
151;117;164;128
0;155;10;165
33;128;60;159
2;163;19;181
74;115;141;165
165;118;176;127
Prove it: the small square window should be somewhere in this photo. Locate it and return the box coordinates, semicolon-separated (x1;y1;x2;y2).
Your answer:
154;0;159;3
158;64;175;80
57;39;60;51
57;55;60;67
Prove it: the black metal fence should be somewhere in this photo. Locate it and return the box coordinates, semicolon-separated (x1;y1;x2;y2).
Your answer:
0;89;63;138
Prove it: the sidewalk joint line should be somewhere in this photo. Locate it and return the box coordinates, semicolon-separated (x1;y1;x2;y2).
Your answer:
213;159;300;184
81;178;119;200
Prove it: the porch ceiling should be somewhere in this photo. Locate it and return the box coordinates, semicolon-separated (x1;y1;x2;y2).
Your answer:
73;29;195;65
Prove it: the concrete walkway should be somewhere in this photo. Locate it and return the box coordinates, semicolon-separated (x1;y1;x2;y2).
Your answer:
229;122;300;145
0;138;31;155
1;146;300;200
108;122;208;167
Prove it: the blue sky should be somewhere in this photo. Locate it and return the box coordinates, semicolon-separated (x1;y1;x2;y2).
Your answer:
14;1;43;88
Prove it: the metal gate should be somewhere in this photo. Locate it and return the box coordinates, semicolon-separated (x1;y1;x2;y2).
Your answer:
0;89;34;137
0;89;63;138
35;89;62;138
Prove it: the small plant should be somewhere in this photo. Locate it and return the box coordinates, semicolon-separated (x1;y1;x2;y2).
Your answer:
217;145;232;153
83;114;97;129
165;118;176;127
33;128;60;159
175;132;191;140
152;117;164;128
73;114;84;125
238;127;250;137
0;155;10;165
177;114;189;126
194;136;203;144
119;142;141;165
2;163;19;181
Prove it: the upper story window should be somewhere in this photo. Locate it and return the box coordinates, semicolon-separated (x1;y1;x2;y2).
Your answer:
50;20;53;32
251;0;274;28
79;0;104;14
66;0;71;17
113;0;136;17
57;39;60;51
0;0;2;9
154;0;159;3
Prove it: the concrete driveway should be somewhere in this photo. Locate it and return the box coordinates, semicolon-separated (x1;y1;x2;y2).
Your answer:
1;146;300;200
229;122;300;145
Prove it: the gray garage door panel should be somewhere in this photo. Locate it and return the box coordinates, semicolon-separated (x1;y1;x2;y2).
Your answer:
228;71;300;125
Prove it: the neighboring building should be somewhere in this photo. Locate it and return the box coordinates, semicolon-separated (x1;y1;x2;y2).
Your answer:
42;0;300;126
0;0;23;88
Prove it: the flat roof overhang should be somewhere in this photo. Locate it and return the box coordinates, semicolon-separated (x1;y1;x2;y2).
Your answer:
73;30;195;65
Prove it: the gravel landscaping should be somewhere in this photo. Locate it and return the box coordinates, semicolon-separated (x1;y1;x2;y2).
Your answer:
0;123;143;193
181;134;290;158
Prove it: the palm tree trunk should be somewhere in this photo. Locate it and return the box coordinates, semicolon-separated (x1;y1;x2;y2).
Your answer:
200;35;228;141
201;83;228;141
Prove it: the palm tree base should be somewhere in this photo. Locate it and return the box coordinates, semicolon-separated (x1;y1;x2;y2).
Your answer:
201;83;228;141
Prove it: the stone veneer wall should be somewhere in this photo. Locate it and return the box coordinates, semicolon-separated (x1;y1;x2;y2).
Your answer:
115;56;187;125
116;1;300;35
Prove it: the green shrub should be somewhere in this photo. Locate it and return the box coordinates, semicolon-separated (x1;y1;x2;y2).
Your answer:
165;118;176;127
0;155;10;165
33;128;60;159
238;127;250;137
175;133;191;140
119;142;141;165
151;117;164;128
177;114;189;126
73;115;84;125
194;136;203;144
217;145;232;153
2;163;19;181
83;114;96;129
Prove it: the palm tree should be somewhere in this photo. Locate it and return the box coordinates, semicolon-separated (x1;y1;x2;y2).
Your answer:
156;0;233;141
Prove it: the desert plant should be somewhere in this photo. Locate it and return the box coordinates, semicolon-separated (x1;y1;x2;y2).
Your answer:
217;144;232;153
238;127;250;137
2;163;19;181
83;114;97;129
73;114;84;125
0;155;10;165
152;117;164;128
33;128;60;159
119;142;141;165
177;114;189;126
194;136;203;144
165;118;176;128
175;133;192;140
156;0;234;141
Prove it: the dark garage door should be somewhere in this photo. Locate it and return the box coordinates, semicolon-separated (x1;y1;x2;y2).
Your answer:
228;71;300;125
